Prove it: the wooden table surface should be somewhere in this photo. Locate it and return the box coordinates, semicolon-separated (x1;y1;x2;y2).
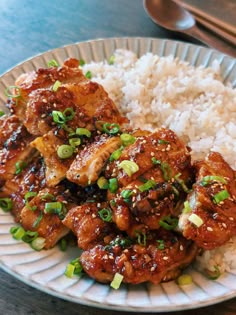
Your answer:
0;1;235;314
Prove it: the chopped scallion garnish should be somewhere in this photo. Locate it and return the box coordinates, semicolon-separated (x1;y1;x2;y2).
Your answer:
201;175;227;186
0;110;5;117
44;201;67;220
183;200;192;214
110;272;124;290
177;274;192;285
52;80;61;92
33;211;43;228
212;189;230;204
0;197;13;212
109;146;123;161
69;137;81;147
47;59;59;67
31;237;46;251
159;216;178;230
85;70;92;79
108;55;115;65
157;239;165;250
15;160;27;175
120;133;136;146
108;178;119;193
76;127;91;138
118;160;139;177
97;176;109;189
98;208;112;222
102;122;120;135
57;144;74;159
4;85;21;99
79;59;85;66
135;231;147;246
138;179;156;192
188;213;203;227
65;258;83;278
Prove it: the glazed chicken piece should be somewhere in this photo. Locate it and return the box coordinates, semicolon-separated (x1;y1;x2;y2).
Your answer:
0;115;36;182
0;156;46;222
62;202;116;250
24;80;128;137
67;134;122;186
20;187;76;249
30;128;75;187
105;128;194;233
7;58;86;121
178;152;236;250
80;229;198;284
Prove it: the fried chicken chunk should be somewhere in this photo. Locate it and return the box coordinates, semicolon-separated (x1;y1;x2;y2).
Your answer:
20;187;76;249
67;134;122;186
8;58;85;121
80;229;198;284
0;115;35;182
62;202;115;250
105;128;194;233
0;156;46;222
178;152;236;250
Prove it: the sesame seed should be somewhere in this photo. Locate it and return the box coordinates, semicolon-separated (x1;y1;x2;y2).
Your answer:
222;223;227;228
163;256;168;260
207;227;213;232
91;213;96;218
229;217;234;221
180;245;184;251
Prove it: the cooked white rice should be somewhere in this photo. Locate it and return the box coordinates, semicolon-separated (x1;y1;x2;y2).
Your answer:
82;49;236;276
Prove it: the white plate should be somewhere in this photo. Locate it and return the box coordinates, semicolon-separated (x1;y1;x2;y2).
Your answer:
0;37;236;312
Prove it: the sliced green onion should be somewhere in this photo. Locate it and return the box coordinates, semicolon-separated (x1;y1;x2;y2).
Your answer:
108;178;119;193
151;157;161;165
33;211;43;228
47;59;59;67
160;162;172;181
63;107;75;121
118;160;139;177
69;138;81;147
174;173;191;193
65;258;83;278
109;146;123;161
59;238;67;251
76;127;91;138
98;208;112;222
57;144;74;159
188;213;203;227
157;239;165;250
31;237;46;251
159;216;178;230
15;160;27;175
110;199;116;207
10;226;19;235
22;230;39;243
65;263;75;278
206;265;221;280
11;226;25;240
212;189;230;204
85;70;92;79
183;200;192;214
0;198;13;212
52;80;61;92
110;272;124;290
120;133;136;146
120;189;133;201
97;176;109;189
108;55;115;65
138;179;156;192
41;193;56;201
135;231;147;246
158;139;169;145
177;274;192;285
201;175;227;186
102;122;120;135
79;59;85;66
0;110;5;117
4;86;21;99
24;192;37;203
24;192;37;211
52;110;66;125
44;201;67;219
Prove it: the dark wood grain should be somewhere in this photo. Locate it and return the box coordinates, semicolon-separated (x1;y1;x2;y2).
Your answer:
0;0;235;314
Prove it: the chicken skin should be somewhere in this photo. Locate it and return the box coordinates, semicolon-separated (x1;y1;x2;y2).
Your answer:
178;152;236;250
80;229;198;284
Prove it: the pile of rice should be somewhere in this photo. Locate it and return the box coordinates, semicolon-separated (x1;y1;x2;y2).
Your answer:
82;49;236;276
